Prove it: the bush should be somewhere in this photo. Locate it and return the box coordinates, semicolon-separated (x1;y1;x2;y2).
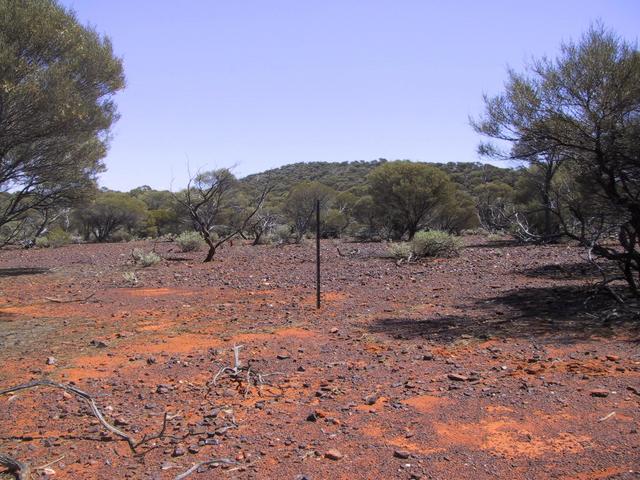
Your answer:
387;242;412;260
111;229;134;243
411;230;461;258
487;233;505;242
175;231;205;252
122;271;138;286
47;227;72;247
34;236;49;248
263;225;291;245
131;248;161;267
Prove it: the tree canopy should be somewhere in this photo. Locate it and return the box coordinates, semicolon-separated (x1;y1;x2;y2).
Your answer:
473;24;640;293
0;0;124;242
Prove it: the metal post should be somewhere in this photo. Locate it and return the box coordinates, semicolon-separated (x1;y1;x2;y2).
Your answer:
316;199;321;309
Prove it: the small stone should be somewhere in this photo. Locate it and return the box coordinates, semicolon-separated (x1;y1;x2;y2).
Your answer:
172;446;186;457
306;412;318;422
46;357;56;365
364;393;379;405
156;385;170;394
187;445;200;454
394;449;411;459
590;389;609;398
448;373;468;382
606;355;620;361
90;339;109;348
329;327;338;334
525;365;542;375
277;353;290;360
324;449;343;460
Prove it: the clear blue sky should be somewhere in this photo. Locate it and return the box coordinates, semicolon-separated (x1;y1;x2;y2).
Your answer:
61;0;639;191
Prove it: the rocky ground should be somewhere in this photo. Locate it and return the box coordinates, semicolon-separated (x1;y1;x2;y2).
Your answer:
0;237;638;479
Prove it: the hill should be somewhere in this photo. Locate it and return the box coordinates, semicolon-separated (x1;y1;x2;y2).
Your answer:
241;159;521;197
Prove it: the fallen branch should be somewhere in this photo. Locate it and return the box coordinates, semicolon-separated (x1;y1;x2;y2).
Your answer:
597;411;616;422
173;458;236;480
0;379;171;454
44;293;95;303
0;452;30;480
335;245;359;258
35;454;65;471
212;345;283;398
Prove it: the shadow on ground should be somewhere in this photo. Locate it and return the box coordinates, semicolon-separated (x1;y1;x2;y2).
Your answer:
464;239;523;249
0;267;49;277
519;261;620;281
369;285;638;344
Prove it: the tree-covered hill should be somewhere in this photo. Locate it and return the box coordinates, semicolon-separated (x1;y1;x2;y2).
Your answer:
241;159;520;197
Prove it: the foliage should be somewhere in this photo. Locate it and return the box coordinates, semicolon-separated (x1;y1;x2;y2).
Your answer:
0;0;124;242
473;181;516;233
174;169;270;262
263;224;291;245
122;271;138;286
131;248;161;267
34;236;49;248
435;188;479;234
42;227;72;248
473;24;640;293
175;231;205;252
75;192;147;242
323;209;349;238
387;242;412;260
411;230;461;258
368;161;455;240
282;181;335;242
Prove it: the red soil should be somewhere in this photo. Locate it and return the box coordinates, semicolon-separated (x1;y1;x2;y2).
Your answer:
0;238;638;479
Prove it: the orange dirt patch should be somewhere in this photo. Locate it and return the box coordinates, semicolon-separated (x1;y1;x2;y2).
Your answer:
434;419;592;458
361;422;443;455
403;394;451;413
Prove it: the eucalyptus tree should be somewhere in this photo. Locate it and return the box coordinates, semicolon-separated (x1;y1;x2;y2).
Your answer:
473;24;640;294
175;169;270;262
0;0;125;244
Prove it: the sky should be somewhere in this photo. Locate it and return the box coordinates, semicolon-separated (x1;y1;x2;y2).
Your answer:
61;0;640;191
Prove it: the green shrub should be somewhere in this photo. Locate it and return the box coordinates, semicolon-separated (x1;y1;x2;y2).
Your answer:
132;248;161;267
47;227;72;247
387;242;412;260
34;236;49;248
122;271;138;286
175;231;205;252
111;229;134;243
264;225;291;245
411;230;461;258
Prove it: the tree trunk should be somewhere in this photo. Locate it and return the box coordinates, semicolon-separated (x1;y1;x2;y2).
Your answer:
203;246;215;263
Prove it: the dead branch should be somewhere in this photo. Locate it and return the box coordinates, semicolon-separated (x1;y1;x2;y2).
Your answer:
0;379;172;454
336;245;360;258
173;458;236;480
0;452;30;480
35;454;65;472
212;345;283;398
44;293;96;303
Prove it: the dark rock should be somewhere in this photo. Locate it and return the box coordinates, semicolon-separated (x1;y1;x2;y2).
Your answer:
394;449;411;459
